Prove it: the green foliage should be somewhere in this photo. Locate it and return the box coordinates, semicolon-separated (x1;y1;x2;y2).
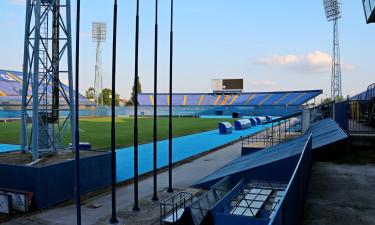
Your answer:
321;98;333;106
98;88;120;106
85;87;95;100
321;96;346;106
130;78;143;105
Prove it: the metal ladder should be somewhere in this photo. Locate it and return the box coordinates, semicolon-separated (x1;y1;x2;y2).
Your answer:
38;6;54;150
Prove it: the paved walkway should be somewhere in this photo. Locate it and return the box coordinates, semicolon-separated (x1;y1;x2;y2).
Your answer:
303;162;375;225
5;142;243;225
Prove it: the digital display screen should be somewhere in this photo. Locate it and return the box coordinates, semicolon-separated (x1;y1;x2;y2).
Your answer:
223;79;243;90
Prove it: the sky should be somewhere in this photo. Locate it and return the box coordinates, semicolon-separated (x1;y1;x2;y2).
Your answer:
0;0;374;100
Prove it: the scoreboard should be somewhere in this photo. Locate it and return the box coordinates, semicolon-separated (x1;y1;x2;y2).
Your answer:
212;79;244;93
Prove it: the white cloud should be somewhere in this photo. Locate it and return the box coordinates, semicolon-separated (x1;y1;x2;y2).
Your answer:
257;51;355;74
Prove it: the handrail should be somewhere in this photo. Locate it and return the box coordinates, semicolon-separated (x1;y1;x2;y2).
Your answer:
160;191;193;224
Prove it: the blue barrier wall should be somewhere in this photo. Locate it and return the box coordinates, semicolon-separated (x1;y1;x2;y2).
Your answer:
332;101;349;132
269;136;312;225
0;152;111;209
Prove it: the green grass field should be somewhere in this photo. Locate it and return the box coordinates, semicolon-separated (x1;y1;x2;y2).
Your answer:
0;117;236;150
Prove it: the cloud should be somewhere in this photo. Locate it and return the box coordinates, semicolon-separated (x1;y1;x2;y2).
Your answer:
257;51;355;73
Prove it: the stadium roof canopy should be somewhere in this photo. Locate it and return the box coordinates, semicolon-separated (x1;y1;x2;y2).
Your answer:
0;69;91;105
350;83;375;101
138;90;322;107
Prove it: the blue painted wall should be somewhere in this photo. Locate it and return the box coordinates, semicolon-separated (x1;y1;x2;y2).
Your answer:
0;152;111;209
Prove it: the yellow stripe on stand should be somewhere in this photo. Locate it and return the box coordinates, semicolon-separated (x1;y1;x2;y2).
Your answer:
213;95;222;106
220;95;231;106
288;93;306;105
229;95;239;105
183;95;187;106
198;95;204;105
149;95;154;106
273;93;289;105
258;94;272;106
6;72;23;83
244;94;256;105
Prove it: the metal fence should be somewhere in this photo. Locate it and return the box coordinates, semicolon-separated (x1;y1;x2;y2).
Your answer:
268;135;313;225
347;100;375;134
242;112;303;148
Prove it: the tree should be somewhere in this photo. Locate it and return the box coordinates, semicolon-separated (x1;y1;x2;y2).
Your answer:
85;87;95;100
98;88;120;106
130;77;142;105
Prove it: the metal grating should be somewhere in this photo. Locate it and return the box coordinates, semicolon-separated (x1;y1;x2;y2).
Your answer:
229;181;287;219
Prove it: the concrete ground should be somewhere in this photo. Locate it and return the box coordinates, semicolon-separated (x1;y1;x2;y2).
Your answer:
303;162;375;225
4;142;242;225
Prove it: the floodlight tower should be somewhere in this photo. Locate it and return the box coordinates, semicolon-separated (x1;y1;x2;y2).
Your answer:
323;0;343;100
21;0;75;160
92;22;107;106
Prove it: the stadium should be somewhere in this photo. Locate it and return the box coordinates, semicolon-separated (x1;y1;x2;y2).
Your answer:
0;0;374;225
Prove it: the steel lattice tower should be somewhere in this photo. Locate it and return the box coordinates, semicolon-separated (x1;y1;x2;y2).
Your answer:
331;19;342;100
21;0;75;160
92;22;107;106
323;0;343;100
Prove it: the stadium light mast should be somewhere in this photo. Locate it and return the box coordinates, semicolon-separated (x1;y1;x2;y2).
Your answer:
323;0;343;101
21;0;75;160
92;22;107;106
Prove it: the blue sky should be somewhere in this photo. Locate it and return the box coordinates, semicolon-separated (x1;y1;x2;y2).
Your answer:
0;0;374;99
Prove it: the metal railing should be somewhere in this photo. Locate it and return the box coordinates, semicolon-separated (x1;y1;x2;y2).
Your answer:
347;100;375;134
160;191;193;224
242;112;303;148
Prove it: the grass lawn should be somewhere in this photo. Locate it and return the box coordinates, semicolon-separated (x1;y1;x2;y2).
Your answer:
0;117;236;150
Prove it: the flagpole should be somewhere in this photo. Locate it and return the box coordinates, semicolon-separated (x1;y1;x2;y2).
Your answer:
110;0;119;223
168;0;174;193
74;0;82;223
133;0;140;211
152;0;159;201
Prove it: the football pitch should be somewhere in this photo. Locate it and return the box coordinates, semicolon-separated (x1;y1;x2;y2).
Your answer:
0;117;236;150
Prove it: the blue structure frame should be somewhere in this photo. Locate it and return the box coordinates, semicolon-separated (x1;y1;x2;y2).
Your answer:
363;0;375;23
21;0;75;160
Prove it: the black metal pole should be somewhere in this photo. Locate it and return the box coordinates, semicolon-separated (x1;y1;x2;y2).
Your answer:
74;0;81;224
167;0;174;193
152;0;159;201
133;0;140;211
110;0;119;223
